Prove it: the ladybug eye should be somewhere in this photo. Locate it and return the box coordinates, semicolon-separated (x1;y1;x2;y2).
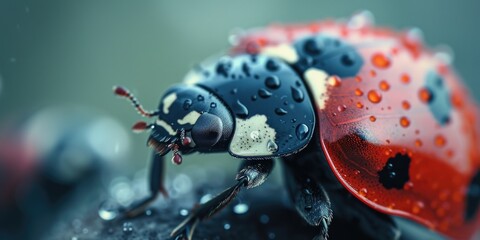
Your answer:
191;113;223;147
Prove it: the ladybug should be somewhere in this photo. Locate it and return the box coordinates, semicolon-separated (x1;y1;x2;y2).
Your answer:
112;11;480;240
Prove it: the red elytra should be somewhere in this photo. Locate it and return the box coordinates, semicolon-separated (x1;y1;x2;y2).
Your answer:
231;19;480;239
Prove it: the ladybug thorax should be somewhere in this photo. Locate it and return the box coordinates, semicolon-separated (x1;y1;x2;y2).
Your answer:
189;54;316;159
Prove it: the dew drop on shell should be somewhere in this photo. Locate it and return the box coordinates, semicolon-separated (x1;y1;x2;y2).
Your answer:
291;87;304;102
296;124;309;140
275;108;288;116
265;76;281;89
267;140;279;153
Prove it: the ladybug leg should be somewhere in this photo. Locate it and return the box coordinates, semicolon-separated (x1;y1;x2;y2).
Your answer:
124;151;167;218
282;157;333;239
170;159;274;240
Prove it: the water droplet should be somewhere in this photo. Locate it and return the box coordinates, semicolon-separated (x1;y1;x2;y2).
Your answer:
230;88;238;94
402;100;411;110
367;90;382;103
233;100;249;118
180;209;189;216
265;76;281;89
291;118;297;123
406;27;424;44
356;102;364;109
224;223;231;230
145;209;152;216
291;87;304;102
400;117;410;128
258;88;272;98
389;172;396;178
265;59;279;72
328;75;342;87
379;80;390;91
358;188;368;197
242;62;251;77
197;95;204;101
355;88;363;96
98;200;120;221
296;124;309;140
259;214;270;224
172;173;192;194
275;108;288;116
337;105;347;112
266;140;279;153
412;201;425;214
200;194;213;204
418;88;432;103
183;99;192;110
122;222;134;234
401;73;411;84
251;95;257;101
372;53;391;69
210;102;217;108
233;203;249;214
369;116;377;122
268;232;276;239
435;135;446;147
348;10;375;29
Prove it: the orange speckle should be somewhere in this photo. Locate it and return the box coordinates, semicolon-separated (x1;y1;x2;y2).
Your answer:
355;76;362;82
415;139;423;147
356;102;364;109
412;201;424;214
446;149;454;158
402;100;411;110
418;88;432;103
367;90;382;103
451;92;464;108
355;88;364;96
358;188;368;197
369;116;377;122
370;70;377;77
434;135;446;147
400;116;410;128
379;80;390;91
371;53;391;68
401;73;411;84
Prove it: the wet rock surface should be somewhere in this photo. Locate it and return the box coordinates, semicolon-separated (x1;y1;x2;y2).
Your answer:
45;167;444;240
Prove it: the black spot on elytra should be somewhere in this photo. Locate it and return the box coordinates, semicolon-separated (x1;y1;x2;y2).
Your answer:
424;71;452;125
216;59;232;78
378;153;411;190
465;170;480;221
293;35;363;78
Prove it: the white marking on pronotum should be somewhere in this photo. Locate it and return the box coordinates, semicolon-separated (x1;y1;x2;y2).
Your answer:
162;93;177;114
155;119;177;135
260;43;299;63
303;68;330;110
177;111;201;125
229;115;277;157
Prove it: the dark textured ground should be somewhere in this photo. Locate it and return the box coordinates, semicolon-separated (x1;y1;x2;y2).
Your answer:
45;167;445;240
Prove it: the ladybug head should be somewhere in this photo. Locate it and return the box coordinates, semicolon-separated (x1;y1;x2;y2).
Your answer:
113;85;234;165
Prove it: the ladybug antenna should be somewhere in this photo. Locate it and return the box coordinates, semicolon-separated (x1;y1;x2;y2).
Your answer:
113;86;159;117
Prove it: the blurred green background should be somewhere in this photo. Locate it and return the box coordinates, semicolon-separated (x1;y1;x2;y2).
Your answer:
1;0;479;175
